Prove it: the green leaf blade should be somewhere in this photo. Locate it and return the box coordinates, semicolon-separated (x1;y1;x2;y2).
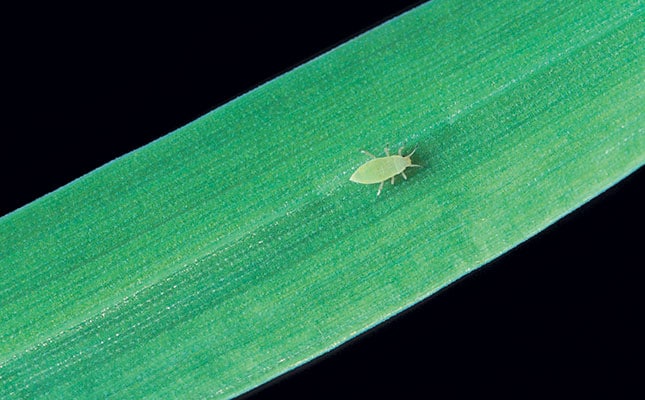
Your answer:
1;0;643;398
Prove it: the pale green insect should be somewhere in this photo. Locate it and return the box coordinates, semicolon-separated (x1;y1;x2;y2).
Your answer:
350;145;420;196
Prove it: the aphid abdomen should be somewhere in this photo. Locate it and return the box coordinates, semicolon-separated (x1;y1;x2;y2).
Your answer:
350;158;399;184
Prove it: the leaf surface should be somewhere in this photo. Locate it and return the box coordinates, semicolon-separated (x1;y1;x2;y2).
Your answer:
1;0;643;398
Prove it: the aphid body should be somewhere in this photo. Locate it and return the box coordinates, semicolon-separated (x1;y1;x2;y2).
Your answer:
350;145;420;196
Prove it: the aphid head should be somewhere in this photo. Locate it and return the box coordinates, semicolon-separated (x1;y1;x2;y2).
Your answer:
404;146;422;168
405;146;418;158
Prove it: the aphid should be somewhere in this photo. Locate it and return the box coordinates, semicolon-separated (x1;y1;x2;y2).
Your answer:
350;145;421;196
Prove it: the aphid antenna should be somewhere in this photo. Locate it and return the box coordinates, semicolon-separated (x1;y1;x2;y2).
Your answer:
406;145;419;157
407;145;422;168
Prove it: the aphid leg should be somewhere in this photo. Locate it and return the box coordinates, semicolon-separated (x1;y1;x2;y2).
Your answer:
377;181;384;196
402;171;408;180
398;146;404;156
391;176;395;185
406;145;418;157
361;150;377;159
384;146;390;157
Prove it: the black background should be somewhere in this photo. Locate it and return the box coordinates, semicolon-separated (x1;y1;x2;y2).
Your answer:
2;2;642;398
